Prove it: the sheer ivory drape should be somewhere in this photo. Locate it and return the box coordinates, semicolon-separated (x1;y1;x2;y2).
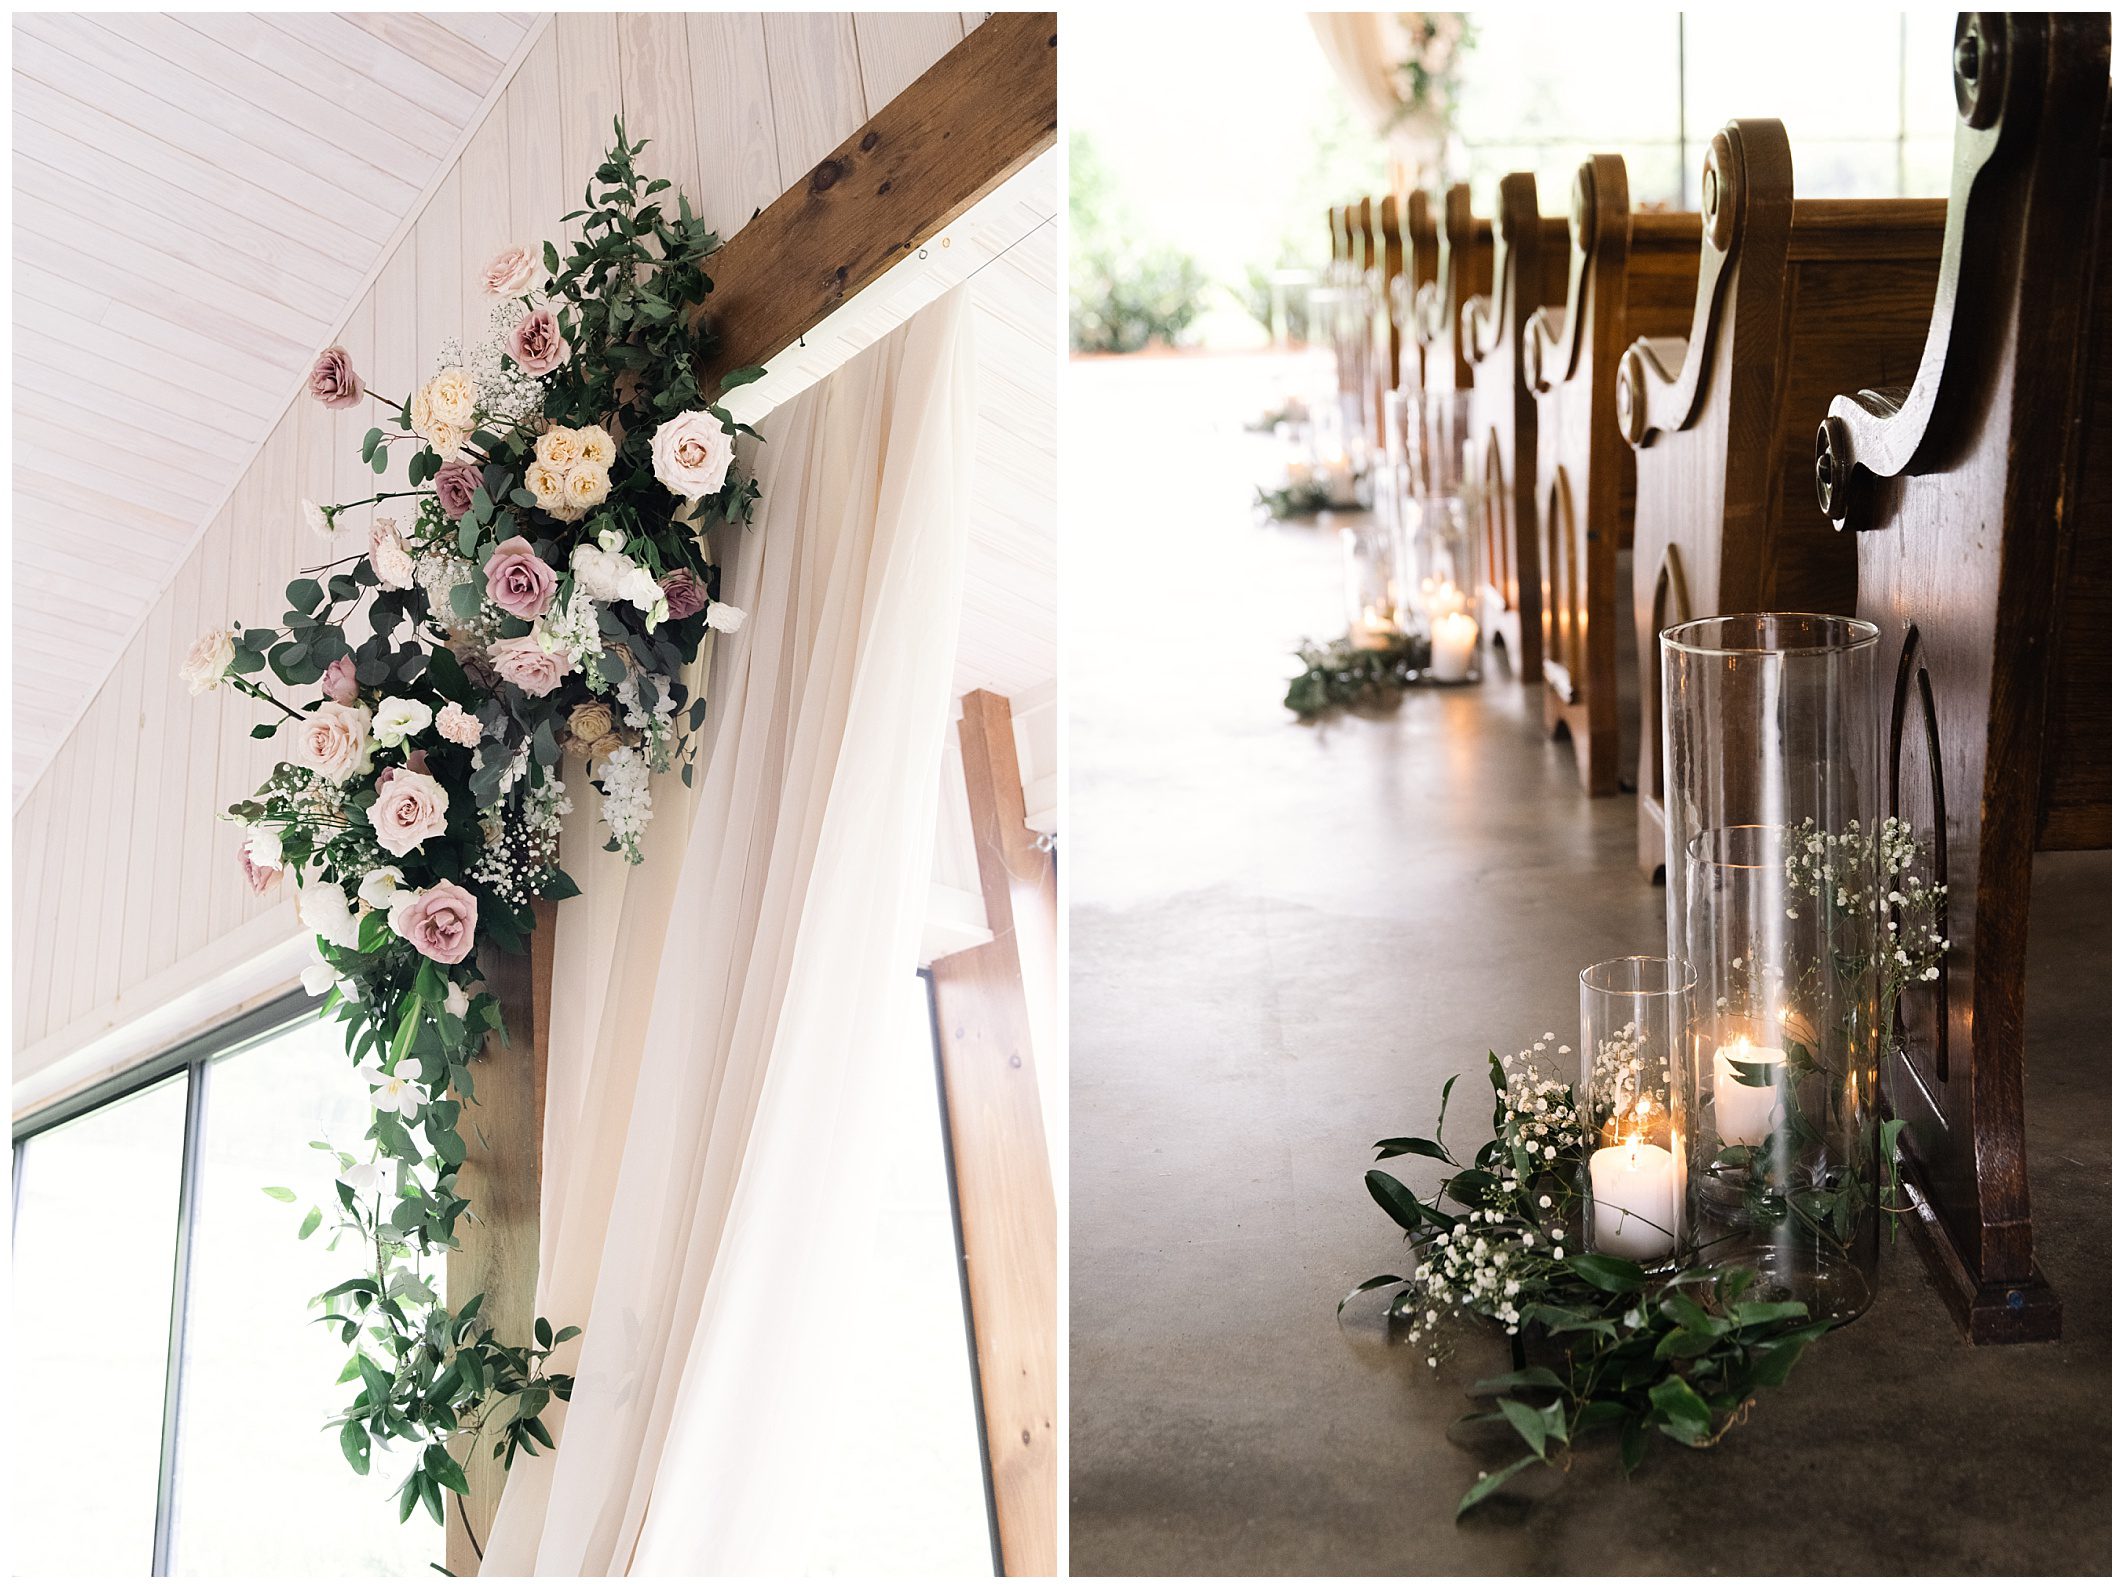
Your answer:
481;289;974;1575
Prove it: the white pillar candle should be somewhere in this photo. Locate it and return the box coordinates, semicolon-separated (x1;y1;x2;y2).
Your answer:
1588;1136;1676;1260
1712;1038;1787;1147
1430;611;1478;681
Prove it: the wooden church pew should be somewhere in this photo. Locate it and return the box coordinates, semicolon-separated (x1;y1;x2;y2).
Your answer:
1352;195;1385;449
1412;183;1493;500
1811;11;2110;1344
1327;204;1361;421
1523;156;1700;793
1460;173;1570;678
1618;119;1947;879
1389;189;1439;408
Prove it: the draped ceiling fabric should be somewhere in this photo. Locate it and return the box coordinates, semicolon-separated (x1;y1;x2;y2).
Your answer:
1308;12;1445;188
482;288;975;1575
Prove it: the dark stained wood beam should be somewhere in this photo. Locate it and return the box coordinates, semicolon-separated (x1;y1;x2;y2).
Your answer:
693;12;1058;390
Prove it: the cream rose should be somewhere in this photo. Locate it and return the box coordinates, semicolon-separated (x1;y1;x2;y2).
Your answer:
574;424;615;468
650;411;735;501
562;461;610;514
181;627;235;694
480;245;539;297
294;702;374;785
367;767;450;857
426;368;476;428
533;427;581;469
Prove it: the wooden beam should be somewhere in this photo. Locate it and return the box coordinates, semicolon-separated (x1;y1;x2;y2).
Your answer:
445;899;555;1572
691;11;1057;388
929;690;1058;1577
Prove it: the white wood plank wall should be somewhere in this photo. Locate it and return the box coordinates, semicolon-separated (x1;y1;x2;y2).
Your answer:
14;12;993;1095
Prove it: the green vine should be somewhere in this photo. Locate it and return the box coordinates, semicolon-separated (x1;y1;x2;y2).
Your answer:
1284;633;1429;715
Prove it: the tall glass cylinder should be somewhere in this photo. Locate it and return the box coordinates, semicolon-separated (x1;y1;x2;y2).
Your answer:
1578;957;1691;1265
1341;519;1400;649
1411;496;1481;683
1661;614;1882;1322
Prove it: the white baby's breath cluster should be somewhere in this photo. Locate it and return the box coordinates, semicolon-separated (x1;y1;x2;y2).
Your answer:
1783;816;1949;998
1588;1019;1671;1127
469;298;549;428
468;777;572;907
596;745;653;863
1497;1037;1584;1164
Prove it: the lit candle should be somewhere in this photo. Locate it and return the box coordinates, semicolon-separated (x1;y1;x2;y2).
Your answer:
1350;604;1399;650
1430;611;1478;681
1588;1131;1676;1260
1712;1036;1787;1147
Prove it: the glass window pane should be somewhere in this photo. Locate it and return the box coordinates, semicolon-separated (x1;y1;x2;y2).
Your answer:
1457;17;1682;144
13;1074;189;1577
165;1014;441;1575
1685;10;1906;142
806;980;994;1573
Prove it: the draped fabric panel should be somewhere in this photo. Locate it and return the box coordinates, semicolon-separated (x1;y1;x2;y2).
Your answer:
482;287;974;1575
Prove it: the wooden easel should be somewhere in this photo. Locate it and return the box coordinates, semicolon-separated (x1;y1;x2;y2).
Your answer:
1812;11;2110;1344
1461;173;1568;679
445;12;1059;1571
1523;156;1699;794
1619;120;1945;880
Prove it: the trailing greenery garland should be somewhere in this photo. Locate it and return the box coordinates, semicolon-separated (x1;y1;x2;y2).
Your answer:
190;122;761;1538
1284;633;1429;715
1255;478;1355;519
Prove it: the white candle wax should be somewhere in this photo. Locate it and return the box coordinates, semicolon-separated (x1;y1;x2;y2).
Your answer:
1430;611;1478;681
1712;1039;1787;1147
1350;604;1398;650
1588;1136;1676;1260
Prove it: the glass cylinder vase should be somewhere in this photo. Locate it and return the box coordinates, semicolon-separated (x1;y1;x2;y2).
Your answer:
1411;495;1481;684
1340;519;1401;650
1578;957;1691;1265
1660;614;1883;1323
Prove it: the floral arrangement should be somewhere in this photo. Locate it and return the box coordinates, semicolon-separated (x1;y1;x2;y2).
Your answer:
188;123;760;1533
1346;837;1948;1518
1344;1044;1835;1518
1282;631;1430;715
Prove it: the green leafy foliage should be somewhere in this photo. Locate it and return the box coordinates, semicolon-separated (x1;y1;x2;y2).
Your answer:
1283;633;1429;716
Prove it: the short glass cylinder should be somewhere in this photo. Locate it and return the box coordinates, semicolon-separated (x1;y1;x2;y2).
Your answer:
1341;520;1402;649
1410;496;1481;682
1578;957;1690;1265
1660;614;1883;1323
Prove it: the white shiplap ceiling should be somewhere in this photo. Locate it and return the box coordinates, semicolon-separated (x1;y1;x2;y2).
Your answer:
11;11;540;799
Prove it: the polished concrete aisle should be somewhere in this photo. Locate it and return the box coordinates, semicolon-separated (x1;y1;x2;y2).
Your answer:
1065;353;2112;1575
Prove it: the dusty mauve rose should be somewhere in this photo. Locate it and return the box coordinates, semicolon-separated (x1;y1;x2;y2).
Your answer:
321;655;358;705
389;881;479;965
369;517;416;591
436;702;482;748
434;460;482;520
480;245;539;298
659;568;708;621
181;627;235;695
650;410;735;501
507;308;570;376
489;635;568;697
484;536;556;620
295;702;374;785
368;767;450;857
307;345;364;409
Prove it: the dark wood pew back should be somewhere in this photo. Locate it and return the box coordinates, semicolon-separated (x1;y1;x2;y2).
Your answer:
1811;12;2110;1344
1413;183;1494;498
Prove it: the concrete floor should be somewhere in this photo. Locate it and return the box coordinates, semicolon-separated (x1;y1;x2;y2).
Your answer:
1065;354;2112;1575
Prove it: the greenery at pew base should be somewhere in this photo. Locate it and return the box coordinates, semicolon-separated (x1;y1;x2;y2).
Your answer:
1284;633;1430;716
1255;478;1362;519
1342;1044;1871;1519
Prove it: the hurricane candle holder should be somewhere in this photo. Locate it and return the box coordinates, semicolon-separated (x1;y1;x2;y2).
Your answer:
1341;519;1402;649
1661;614;1883;1322
1578;957;1690;1264
1411;495;1481;683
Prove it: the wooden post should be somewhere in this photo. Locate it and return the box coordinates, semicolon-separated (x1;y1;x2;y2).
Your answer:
445;899;555;1573
929;691;1058;1577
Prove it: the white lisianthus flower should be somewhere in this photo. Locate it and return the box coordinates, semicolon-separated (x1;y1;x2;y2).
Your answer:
598;525;625;554
571;544;664;615
358;866;409;912
301;498;334;539
371;696;433;748
300;960;338;996
339;1160;392;1199
443;982;470;1019
245;824;284;871
297;881;363;950
703;601;747;634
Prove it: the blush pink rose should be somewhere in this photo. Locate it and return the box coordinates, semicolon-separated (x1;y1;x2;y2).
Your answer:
239;836;283;895
436;703;482;748
480;245;538;297
321;656;358;705
367;767;450;857
659;568;708;621
307;345;364;409
388;881;479;965
489;635;568;697
484;536;557;620
295;702;374;785
507;308;569;376
650;410;735;501
434;459;483;521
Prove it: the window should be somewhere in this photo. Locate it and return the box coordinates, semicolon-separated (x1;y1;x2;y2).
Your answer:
11;997;441;1576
